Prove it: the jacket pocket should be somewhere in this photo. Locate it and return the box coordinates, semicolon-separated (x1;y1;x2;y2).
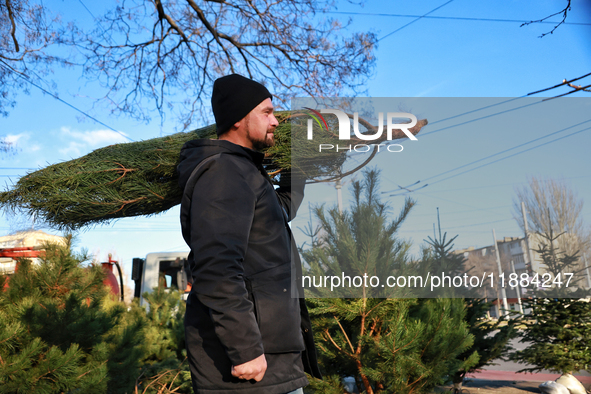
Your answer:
246;264;305;354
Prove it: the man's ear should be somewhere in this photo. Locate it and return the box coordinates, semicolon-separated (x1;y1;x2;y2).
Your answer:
232;114;248;132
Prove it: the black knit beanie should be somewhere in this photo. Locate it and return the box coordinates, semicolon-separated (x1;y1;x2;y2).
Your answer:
211;74;273;136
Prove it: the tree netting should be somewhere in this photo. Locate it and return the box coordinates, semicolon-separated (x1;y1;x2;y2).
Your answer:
0;111;426;230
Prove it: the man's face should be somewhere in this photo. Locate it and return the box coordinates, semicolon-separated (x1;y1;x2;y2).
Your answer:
244;98;278;151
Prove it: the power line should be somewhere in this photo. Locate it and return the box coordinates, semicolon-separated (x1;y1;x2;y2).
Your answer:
329;11;591;26
527;72;591;95
381;99;574;194
421;98;543;137
387;115;591;207
438;218;514;230
419;175;591;195
410;205;512;217
421;183;521;194
424;97;524;128
76;0;114;43
345;97;589;201
385;120;591;195
398;217;516;234
410;189;494;213
351;98;531;191
544;83;591;99
77;0;97;19
0;63;134;142
402;192;519;233
421;118;591;184
378;0;455;41
428;124;591;186
294;204;516;236
386;173;591;198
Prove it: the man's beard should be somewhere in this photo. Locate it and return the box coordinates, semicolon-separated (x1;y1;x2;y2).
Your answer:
246;125;275;151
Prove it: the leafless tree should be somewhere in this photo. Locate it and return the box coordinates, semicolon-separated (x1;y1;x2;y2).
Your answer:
77;0;377;128
1;1;377;128
513;176;590;258
0;0;73;116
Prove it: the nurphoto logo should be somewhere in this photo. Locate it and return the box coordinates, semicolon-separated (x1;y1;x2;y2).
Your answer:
304;107;418;153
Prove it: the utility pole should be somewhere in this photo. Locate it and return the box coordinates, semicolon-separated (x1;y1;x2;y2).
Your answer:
437;207;442;241
308;201;314;247
493;229;509;317
511;260;524;315
335;178;343;214
521;202;536;276
583;253;591;289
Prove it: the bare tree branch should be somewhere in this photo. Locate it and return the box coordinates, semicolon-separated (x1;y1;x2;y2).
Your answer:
154;0;189;44
0;0;376;126
566;83;591;92
521;0;572;37
543;83;591;100
4;0;19;52
76;0;377;128
0;0;72;116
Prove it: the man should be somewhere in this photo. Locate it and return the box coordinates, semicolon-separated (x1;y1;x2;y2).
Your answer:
177;74;321;394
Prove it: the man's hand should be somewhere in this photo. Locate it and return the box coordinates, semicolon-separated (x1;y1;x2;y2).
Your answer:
231;354;267;381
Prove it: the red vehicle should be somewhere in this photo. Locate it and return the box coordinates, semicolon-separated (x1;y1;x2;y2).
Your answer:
1;246;45;289
1;245;123;300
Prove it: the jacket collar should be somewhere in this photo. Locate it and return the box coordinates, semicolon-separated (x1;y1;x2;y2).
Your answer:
186;139;264;166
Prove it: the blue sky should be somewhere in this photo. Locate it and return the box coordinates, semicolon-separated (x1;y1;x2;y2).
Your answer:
1;0;590;282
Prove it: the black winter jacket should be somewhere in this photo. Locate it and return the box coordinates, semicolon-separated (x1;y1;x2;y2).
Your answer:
178;139;321;394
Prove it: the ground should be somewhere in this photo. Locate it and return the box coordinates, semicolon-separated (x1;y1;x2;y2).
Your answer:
431;337;591;393
435;379;550;394
433;372;591;394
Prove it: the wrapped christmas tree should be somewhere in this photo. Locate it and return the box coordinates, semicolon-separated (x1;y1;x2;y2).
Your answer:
0;111;426;230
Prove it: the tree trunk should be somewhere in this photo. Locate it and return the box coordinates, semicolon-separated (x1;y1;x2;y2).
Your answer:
356;359;374;394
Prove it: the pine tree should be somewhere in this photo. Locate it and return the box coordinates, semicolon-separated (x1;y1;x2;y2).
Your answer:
302;169;475;394
422;233;519;389
302;168;415;299
451;298;518;388
0;236;144;394
0;114;426;230
135;287;192;394
511;228;591;375
0;238;196;394
533;224;584;289
306;297;475;394
512;296;591;374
